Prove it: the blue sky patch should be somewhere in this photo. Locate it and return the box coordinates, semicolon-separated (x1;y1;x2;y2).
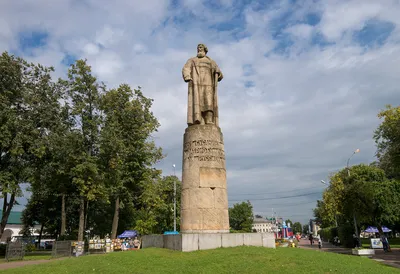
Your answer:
244;80;255;88
242;64;255;76
311;31;335;48
62;53;77;66
18;30;49;55
271;32;295;55
353;19;395;47
305;13;321;26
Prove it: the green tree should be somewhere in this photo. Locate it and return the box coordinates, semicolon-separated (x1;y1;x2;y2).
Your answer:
313;171;345;228
23;78;76;240
292;222;302;234
315;164;400;235
284;219;292;228
302;224;309;234
374;105;400;179
62;59;105;241
229;201;254;232
133;175;181;235
0;52;61;238
99;84;162;238
152;175;182;233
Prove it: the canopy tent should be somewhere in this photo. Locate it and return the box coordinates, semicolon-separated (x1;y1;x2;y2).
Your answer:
117;230;138;238
363;226;392;233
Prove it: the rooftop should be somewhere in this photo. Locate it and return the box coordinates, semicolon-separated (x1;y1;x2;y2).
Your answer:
253;218;274;224
0;211;23;225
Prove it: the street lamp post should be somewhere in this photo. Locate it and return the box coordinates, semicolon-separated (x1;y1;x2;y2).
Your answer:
173;164;176;232
346;149;360;176
347;149;360;246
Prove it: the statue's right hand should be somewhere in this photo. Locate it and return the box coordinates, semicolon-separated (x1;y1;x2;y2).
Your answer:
184;76;192;82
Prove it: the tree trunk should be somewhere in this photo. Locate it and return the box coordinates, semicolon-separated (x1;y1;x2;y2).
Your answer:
84;200;89;238
77;198;85;241
111;196;120;239
60;194;66;236
0;192;15;238
38;223;44;249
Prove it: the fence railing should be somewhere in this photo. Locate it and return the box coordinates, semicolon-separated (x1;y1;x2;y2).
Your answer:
52;240;72;258
5;242;25;261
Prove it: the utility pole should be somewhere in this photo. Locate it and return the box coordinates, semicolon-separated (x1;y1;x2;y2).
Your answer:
173;164;176;232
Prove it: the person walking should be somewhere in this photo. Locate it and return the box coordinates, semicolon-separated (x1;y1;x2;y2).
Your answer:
318;235;322;249
309;234;313;246
381;235;389;252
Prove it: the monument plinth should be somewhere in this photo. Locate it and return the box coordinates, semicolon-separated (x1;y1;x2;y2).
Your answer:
181;124;229;233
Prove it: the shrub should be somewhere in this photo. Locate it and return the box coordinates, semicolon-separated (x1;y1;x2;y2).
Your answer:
25;243;36;252
0;244;7;257
319;227;339;243
338;224;355;248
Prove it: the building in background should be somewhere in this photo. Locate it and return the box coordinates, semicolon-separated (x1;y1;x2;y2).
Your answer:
252;217;278;234
0;210;41;242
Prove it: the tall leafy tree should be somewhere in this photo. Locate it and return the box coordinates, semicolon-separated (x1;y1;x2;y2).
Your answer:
229;201;254;232
24;77;75;240
360;179;400;233
62;59;105;241
0;52;61;238
302;224;309;234
313;172;345;228
374;105;400;179
99;84;162;238
314;164;400;235
134;175;181;235
292;222;302;234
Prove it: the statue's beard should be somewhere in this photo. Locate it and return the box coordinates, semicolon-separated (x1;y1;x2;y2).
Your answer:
197;51;206;58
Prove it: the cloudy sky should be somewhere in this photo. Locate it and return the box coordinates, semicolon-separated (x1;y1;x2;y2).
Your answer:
2;0;400;224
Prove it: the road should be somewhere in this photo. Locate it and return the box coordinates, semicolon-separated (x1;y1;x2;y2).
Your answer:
297;238;400;269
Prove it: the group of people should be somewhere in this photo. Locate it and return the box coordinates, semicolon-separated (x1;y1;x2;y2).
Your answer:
310;233;391;252
121;237;141;250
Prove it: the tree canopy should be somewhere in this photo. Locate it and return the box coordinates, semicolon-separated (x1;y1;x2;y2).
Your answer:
229;201;254;232
1;51;179;242
314;105;400;239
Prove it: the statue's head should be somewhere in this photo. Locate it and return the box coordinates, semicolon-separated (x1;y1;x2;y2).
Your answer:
197;44;208;58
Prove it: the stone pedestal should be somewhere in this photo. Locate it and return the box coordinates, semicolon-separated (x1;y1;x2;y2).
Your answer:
142;233;276;252
180;124;229;233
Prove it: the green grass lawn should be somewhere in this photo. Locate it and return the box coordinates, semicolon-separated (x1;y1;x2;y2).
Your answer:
2;246;398;274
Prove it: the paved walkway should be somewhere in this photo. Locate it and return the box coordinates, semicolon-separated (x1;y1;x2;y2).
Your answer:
297;239;400;269
0;257;67;271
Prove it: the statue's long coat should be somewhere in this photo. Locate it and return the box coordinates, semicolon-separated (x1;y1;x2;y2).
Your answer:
182;56;223;126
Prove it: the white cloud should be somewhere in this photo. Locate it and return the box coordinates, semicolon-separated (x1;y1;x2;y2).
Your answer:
285;24;314;40
1;0;400;224
83;43;100;55
318;0;387;42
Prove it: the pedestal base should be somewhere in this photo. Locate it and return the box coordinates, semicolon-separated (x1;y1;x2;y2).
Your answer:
181;124;229;233
142;233;276;252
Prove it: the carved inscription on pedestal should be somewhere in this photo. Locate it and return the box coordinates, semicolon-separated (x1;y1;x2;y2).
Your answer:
184;139;225;162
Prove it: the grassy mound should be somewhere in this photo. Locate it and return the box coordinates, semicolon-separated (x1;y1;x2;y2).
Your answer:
3;246;398;273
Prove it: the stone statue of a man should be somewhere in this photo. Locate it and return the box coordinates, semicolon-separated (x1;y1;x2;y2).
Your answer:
182;44;223;126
